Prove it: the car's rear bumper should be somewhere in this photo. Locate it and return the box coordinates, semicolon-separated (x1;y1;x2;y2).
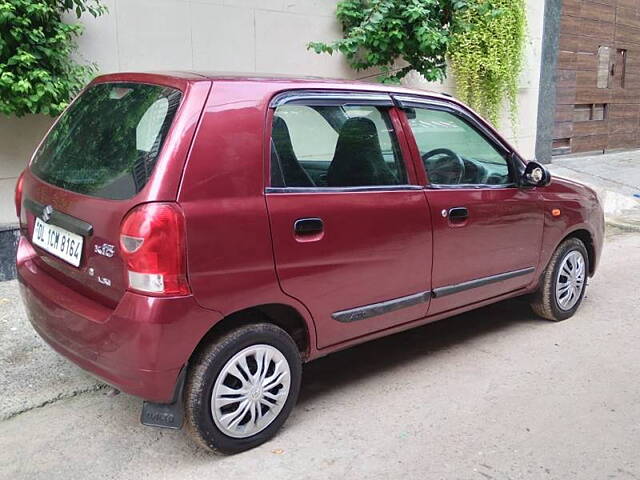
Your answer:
17;236;220;403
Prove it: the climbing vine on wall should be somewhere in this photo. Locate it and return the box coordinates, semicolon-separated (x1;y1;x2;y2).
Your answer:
449;0;526;127
309;0;526;127
0;0;107;117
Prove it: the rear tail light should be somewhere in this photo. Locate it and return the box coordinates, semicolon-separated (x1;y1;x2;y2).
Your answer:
120;203;190;296
15;171;24;218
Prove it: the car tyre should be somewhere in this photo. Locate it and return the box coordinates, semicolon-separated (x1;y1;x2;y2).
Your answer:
184;323;302;454
530;237;590;321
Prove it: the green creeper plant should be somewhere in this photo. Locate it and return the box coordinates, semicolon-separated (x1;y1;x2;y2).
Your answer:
448;0;526;127
0;0;107;117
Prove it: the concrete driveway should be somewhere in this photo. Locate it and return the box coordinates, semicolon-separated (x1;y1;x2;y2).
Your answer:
1;232;639;480
548;151;640;232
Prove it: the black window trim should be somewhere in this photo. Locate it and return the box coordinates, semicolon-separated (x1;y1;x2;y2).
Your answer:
267;90;418;194
392;94;525;189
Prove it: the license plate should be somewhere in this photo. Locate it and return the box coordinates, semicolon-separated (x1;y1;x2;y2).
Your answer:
32;217;84;267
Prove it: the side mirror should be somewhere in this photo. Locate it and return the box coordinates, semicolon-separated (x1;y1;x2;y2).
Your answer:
522;161;551;187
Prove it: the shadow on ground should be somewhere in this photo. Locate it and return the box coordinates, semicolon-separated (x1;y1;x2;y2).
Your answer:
298;297;536;406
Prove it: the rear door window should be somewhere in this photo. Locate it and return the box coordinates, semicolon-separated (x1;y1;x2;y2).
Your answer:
31;82;182;199
271;104;407;188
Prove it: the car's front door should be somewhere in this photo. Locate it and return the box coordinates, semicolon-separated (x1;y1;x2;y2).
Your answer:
398;97;544;315
265;91;433;349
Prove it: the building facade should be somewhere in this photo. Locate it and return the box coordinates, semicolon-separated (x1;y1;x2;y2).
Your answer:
552;0;640;155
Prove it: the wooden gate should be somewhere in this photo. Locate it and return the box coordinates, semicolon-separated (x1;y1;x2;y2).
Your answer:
553;0;640;155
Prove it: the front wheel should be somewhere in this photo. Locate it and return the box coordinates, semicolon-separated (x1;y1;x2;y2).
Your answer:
184;323;302;454
530;237;589;321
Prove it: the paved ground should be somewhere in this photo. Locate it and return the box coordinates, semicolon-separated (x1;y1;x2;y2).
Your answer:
548;151;640;231
550;151;640;196
0;230;639;479
0;281;107;421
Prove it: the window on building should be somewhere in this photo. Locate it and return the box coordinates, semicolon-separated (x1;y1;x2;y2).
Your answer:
597;46;611;89
574;104;607;122
552;138;571;156
614;48;627;88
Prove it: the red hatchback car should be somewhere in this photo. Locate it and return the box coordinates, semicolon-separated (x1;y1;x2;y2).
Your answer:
16;72;604;453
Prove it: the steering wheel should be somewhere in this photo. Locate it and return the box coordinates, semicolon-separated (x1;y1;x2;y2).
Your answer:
422;148;465;185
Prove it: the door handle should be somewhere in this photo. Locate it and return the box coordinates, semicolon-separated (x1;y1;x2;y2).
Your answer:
448;207;469;222
294;218;324;236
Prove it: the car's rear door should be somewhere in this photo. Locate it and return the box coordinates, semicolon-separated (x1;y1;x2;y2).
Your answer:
265;91;433;349
397;95;544;315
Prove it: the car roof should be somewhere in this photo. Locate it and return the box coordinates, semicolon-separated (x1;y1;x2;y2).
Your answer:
94;70;454;102
197;71;452;98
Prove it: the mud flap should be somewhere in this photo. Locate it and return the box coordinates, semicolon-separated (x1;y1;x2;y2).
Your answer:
140;366;186;430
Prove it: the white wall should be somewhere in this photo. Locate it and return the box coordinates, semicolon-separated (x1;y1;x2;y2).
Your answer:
0;0;545;225
0;115;54;224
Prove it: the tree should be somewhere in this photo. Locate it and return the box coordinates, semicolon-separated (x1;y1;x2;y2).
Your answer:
308;0;468;83
0;0;107;117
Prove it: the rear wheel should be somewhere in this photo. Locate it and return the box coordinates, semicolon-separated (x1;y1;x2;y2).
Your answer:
530;237;589;321
184;323;302;454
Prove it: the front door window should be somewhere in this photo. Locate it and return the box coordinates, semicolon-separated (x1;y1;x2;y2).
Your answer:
405;108;512;186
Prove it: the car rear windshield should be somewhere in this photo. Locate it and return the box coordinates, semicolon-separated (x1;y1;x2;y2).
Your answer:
31;82;183;200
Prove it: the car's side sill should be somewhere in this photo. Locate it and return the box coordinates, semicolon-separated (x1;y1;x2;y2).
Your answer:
432;267;535;298
314;286;530;358
332;290;431;323
331;267;535;324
